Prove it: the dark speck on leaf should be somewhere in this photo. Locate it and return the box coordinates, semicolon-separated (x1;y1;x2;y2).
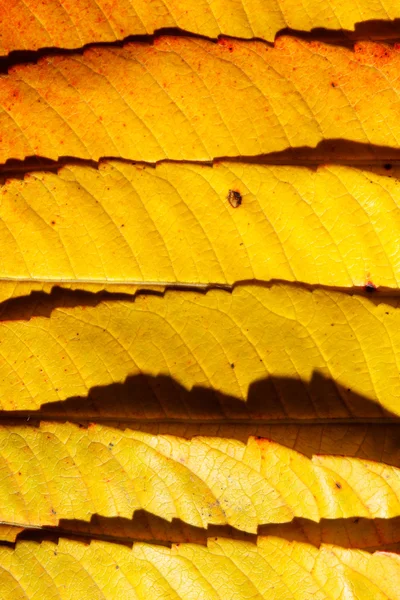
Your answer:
384;163;392;170
227;189;242;208
365;282;377;293
231;363;235;369
335;482;342;489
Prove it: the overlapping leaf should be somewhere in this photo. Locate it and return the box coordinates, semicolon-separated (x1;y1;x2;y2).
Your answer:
3;162;400;290
1;0;399;591
0;422;399;533
2;38;400;162
0;537;398;599
2;0;400;53
130;423;400;466
1;284;400;418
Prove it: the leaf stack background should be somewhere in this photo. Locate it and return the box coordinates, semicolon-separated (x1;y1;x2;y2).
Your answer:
0;1;399;597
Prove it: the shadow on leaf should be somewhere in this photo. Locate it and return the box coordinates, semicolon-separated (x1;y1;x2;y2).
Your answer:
1;140;400;181
219;139;400;165
0;371;398;466
277;18;400;44
12;511;400;554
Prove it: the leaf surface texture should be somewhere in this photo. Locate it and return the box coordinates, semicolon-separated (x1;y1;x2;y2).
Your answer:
3;39;400;162
0;0;399;592
2;284;400;418
3;163;400;289
2;0;400;52
0;422;399;533
0;538;398;599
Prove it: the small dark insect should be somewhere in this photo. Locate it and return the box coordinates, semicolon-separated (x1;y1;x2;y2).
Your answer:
227;189;242;208
335;482;342;489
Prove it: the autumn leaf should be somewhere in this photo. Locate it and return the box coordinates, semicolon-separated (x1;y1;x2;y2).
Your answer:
0;537;398;599
1;284;399;418
2;162;400;293
0;422;399;535
2;38;400;162
0;1;399;596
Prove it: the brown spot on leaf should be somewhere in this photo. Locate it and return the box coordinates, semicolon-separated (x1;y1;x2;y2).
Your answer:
335;482;342;489
227;189;242;208
218;38;234;52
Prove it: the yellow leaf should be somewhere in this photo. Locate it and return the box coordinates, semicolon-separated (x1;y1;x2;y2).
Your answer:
2;38;400;162
0;423;400;550
2;162;400;290
2;0;400;53
0;422;399;534
1;284;400;418
1;0;399;587
0;538;398;599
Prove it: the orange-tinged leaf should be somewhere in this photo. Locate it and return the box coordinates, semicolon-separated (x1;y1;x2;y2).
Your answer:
2;0;400;53
0;537;398;599
3;38;400;162
1;284;400;418
3;162;400;289
2;422;400;533
0;525;23;543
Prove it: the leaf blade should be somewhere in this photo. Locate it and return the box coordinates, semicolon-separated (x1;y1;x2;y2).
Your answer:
0;422;399;533
1;284;400;418
0;538;398;599
2;163;400;290
2;39;400;162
